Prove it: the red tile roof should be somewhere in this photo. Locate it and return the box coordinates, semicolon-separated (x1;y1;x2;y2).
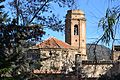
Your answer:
36;37;71;48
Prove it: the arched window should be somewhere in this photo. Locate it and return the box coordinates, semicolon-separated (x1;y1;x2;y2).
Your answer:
74;24;78;35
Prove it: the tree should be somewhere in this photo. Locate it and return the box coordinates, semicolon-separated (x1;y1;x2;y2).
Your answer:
0;0;75;79
98;0;120;45
97;0;120;79
0;0;10;25
9;0;75;32
0;0;12;78
0;24;45;79
88;0;120;61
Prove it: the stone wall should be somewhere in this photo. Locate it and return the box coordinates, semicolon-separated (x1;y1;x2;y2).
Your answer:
83;64;113;78
112;51;120;60
33;49;77;73
30;48;120;78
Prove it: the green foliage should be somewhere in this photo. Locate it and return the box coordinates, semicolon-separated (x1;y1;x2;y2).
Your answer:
98;6;120;45
0;68;11;75
0;25;45;48
0;0;75;79
0;0;10;25
0;0;12;77
0;23;45;78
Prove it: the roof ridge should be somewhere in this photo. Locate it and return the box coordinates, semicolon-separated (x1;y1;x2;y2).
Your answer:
52;37;71;46
36;37;71;48
36;37;54;46
52;37;62;48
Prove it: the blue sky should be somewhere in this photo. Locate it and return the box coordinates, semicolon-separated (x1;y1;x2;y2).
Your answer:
4;0;120;47
43;0;109;42
42;0;120;48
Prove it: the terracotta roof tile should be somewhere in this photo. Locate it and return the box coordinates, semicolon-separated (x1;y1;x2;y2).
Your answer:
36;37;71;48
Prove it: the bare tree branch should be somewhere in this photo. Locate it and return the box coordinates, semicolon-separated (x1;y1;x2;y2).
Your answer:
28;0;49;24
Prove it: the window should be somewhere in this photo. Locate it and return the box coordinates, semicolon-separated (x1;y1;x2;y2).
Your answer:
118;56;120;60
74;24;78;35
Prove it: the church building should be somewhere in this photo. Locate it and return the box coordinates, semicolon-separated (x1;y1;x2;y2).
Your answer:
29;10;120;78
30;9;87;74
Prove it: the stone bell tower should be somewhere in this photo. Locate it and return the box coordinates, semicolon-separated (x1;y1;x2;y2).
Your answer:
65;10;87;60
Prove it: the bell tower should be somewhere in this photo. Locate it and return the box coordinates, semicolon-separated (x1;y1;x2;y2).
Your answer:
65;10;87;60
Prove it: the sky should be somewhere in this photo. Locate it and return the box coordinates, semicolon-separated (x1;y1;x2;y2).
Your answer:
42;0;120;48
4;0;120;48
42;0;117;44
